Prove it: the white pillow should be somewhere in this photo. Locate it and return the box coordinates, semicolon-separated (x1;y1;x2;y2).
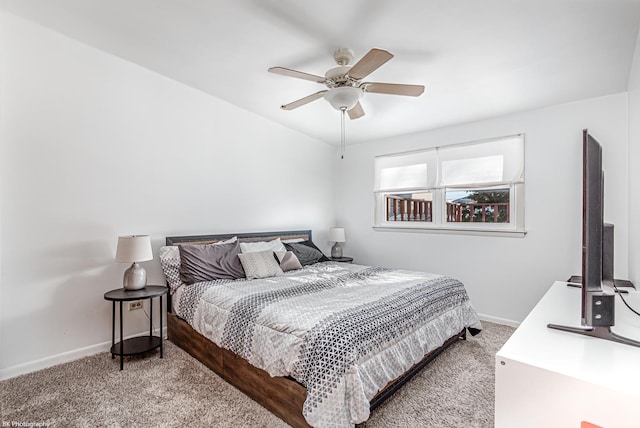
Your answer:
238;250;283;280
282;238;305;244
240;238;286;254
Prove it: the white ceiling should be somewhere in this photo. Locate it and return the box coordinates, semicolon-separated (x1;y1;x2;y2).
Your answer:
2;0;640;145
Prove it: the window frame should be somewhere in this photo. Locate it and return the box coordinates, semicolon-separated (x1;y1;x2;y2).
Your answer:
373;135;526;237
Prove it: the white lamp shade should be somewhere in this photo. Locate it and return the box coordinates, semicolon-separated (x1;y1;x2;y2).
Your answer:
115;235;153;263
329;227;346;243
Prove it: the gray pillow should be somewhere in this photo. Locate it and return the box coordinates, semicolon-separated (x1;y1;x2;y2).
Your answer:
238;250;283;280
179;240;245;284
284;242;326;266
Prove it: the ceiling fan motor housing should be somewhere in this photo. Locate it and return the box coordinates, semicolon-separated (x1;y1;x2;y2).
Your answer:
324;65;356;87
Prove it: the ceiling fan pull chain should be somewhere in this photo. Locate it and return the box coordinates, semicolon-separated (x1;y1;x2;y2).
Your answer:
341;108;346;159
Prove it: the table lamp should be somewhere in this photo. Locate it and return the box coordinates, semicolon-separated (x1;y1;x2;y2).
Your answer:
329;227;346;258
115;235;153;290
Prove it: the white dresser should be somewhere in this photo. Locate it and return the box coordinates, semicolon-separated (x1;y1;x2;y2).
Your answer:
495;281;640;428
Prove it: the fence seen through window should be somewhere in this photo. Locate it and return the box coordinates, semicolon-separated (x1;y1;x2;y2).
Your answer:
386;189;510;223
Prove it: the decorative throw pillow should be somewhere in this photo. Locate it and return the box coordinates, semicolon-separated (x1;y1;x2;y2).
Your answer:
285;241;328;266
299;240;331;261
284;241;329;266
239;238;286;254
159;246;184;293
274;250;303;272
238;250;284;280
179;240;245;284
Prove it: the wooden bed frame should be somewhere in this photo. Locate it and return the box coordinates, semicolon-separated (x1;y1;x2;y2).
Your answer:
165;230;466;428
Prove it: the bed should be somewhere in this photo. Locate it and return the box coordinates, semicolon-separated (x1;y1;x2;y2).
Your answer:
161;230;482;428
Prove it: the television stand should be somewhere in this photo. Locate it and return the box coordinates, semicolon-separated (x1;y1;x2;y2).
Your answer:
565;282;628;294
495;281;640;427
567;275;635;289
549;281;640;348
547;323;640;348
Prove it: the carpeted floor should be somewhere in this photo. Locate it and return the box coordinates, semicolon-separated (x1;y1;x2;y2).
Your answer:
0;321;514;428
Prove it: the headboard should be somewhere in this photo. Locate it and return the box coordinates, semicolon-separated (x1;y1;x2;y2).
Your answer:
165;229;312;246
163;230;313;312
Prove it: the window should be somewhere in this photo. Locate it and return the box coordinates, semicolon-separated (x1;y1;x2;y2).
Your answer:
374;135;525;235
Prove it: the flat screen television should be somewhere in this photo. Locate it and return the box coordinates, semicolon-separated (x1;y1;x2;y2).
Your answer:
548;130;640;347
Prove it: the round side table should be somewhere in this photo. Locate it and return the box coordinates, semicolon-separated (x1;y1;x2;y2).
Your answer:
104;285;168;370
330;256;354;263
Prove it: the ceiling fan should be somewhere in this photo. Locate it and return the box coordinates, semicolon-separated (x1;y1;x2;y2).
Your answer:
268;48;425;119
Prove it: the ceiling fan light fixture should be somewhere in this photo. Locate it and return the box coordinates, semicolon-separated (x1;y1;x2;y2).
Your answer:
324;86;363;111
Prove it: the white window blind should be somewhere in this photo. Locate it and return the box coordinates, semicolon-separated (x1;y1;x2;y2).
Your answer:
437;135;524;188
379;164;427;191
375;134;524;191
440;155;503;186
374;150;437;192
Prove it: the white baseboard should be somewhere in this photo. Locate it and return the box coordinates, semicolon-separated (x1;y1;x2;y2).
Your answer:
478;313;521;328
0;327;167;381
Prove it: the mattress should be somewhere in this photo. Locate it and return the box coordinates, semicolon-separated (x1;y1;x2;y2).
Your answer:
172;261;482;427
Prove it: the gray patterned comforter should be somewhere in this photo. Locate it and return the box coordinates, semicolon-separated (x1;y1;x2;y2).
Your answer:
173;262;482;427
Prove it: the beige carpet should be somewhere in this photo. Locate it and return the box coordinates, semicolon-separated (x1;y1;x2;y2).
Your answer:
1;322;514;428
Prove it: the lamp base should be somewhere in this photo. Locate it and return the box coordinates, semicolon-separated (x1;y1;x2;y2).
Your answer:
331;243;343;259
123;262;147;290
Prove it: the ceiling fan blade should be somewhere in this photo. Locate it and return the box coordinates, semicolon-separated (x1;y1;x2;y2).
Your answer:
268;66;326;83
281;90;328;110
347;48;393;80
365;82;425;97
348;102;365;120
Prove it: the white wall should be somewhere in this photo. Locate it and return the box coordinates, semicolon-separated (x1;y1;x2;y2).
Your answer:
334;94;629;324
0;12;5;380
628;28;640;287
0;13;334;378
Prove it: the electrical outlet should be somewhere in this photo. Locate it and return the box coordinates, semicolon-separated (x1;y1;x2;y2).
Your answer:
128;301;143;311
